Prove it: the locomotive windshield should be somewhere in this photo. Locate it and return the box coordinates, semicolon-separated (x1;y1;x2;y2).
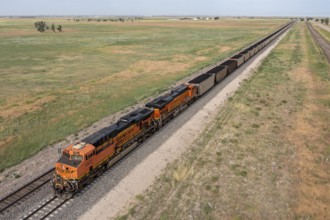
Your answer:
71;155;83;161
63;152;70;159
57;154;82;168
61;152;82;161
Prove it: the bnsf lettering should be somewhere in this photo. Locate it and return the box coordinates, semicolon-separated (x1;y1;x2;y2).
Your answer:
57;167;70;173
116;126;136;143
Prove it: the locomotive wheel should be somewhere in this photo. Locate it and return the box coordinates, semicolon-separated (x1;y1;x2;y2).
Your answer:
62;191;73;199
87;175;93;184
52;187;60;197
105;161;111;170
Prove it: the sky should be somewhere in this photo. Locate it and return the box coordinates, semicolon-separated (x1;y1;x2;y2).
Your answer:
0;0;329;17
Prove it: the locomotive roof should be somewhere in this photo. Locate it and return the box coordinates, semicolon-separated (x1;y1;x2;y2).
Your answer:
145;84;188;109
171;84;188;98
145;95;174;109
171;84;187;94
82;107;153;146
120;108;154;123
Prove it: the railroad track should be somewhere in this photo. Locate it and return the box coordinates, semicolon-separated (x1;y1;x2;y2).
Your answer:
0;142;143;218
0;169;54;214
20;196;69;220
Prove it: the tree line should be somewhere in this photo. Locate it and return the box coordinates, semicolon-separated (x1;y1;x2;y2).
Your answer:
34;21;63;32
318;18;329;25
69;17;143;23
301;17;329;25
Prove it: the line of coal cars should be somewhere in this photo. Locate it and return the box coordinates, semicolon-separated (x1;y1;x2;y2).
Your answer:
52;21;294;198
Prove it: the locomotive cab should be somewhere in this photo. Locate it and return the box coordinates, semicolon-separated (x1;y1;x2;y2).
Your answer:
52;142;95;199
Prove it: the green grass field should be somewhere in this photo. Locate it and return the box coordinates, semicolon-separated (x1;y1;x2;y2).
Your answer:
0;18;287;171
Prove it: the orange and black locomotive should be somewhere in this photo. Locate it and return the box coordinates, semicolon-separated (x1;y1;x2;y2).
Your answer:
51;84;198;198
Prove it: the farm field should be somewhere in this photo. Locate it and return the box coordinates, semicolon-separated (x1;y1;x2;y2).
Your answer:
116;22;330;219
0;18;287;172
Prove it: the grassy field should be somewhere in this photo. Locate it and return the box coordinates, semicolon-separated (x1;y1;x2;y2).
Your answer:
0;18;287;171
116;22;330;219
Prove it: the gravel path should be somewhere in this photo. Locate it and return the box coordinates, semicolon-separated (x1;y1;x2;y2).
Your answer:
308;22;330;62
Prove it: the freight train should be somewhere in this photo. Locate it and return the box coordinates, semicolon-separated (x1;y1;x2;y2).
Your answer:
51;21;294;199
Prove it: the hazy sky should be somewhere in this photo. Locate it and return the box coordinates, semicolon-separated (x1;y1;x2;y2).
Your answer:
0;0;329;17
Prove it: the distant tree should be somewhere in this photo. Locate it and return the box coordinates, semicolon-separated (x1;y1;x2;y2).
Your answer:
325;18;329;25
51;23;56;32
321;18;325;24
57;25;62;32
300;18;304;21
214;16;220;20
315;18;319;22
34;21;47;32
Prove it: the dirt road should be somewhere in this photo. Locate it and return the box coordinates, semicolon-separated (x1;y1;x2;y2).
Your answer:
307;22;330;62
313;22;330;32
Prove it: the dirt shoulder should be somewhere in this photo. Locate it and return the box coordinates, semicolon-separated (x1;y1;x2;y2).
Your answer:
307;22;330;62
79;27;290;220
113;23;329;219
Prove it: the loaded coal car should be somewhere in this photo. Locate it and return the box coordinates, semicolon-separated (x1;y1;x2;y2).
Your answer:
221;59;237;74
264;39;270;47
145;84;197;126
206;65;228;83
188;73;215;97
230;54;245;67
247;46;256;57
253;44;259;53
259;41;265;48
51;107;155;198
239;50;250;62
